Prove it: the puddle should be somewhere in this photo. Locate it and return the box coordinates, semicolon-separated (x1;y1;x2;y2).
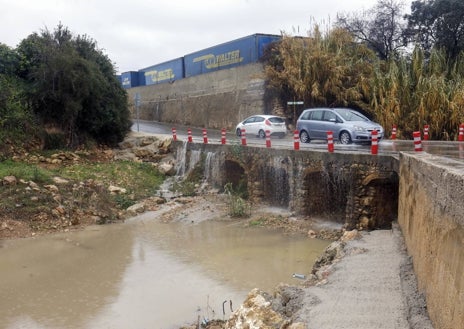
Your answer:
0;215;330;329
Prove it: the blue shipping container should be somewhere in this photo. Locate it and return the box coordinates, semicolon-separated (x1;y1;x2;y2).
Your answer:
184;33;281;77
121;71;140;89
139;57;184;86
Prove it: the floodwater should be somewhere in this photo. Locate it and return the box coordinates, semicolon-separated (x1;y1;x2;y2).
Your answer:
0;213;330;329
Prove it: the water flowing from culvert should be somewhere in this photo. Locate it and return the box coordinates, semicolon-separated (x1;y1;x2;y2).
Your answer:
175;141;188;176
0;215;330;329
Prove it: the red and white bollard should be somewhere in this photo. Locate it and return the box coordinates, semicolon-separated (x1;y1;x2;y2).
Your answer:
187;128;193;143
391;124;397;140
241;128;247;146
172;127;177;141
221;128;226;145
327;131;334;153
293;130;300;150
202;128;208;144
423;124;429;140
265;130;271;148
413;131;422;152
459;124;464;142
371;130;378;155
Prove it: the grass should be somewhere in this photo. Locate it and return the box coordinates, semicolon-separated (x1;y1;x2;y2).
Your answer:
0;159;53;184
0;156;166;228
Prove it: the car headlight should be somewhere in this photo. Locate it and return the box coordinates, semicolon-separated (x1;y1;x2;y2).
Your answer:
353;125;366;132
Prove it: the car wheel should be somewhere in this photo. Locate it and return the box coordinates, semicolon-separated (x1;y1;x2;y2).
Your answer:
339;131;352;144
236;128;242;137
300;130;310;143
258;130;266;139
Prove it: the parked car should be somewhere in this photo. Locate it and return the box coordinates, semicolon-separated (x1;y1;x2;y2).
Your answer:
235;115;287;138
296;108;384;144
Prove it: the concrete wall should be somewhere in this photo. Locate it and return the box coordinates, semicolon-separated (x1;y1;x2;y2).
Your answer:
398;153;464;329
127;63;282;130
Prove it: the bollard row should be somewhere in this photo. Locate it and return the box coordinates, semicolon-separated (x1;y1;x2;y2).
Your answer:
170;123;464;153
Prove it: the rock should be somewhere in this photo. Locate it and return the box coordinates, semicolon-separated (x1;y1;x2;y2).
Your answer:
108;185;127;194
2;175;17;186
113;151;137;161
158;162;176;176
140;137;157;146
340;229;360;242
29;181;40;190
158;138;172;154
53;176;69;185
225;288;288;329
307;229;317;238
52;205;66;217
358;216;370;229
44;184;59;193
312;241;345;273
127;203;145;214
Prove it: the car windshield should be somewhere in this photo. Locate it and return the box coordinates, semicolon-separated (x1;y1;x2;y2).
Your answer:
334;109;369;122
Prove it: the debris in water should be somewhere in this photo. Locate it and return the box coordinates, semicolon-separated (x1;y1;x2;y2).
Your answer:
292;273;306;279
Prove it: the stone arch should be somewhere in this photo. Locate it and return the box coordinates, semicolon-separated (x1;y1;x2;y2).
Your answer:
223;159;248;196
357;171;399;229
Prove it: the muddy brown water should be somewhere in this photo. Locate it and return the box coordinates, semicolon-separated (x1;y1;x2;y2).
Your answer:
0;212;330;329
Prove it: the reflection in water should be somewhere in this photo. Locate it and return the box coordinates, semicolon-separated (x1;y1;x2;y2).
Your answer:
0;214;330;329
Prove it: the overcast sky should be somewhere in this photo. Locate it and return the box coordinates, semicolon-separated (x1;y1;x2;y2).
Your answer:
0;0;411;74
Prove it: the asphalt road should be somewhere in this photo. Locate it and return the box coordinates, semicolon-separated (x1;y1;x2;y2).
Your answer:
131;120;464;161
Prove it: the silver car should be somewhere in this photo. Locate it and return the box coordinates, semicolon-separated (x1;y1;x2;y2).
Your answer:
296;108;384;144
235;115;287;138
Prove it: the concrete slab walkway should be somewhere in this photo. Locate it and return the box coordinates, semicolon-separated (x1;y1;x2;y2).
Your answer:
295;225;434;329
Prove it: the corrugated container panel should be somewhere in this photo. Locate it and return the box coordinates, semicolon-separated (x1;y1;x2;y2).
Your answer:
256;34;281;58
184;34;280;77
121;71;140;89
139;57;184;86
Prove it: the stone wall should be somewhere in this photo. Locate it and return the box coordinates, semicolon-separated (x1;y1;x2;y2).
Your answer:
398;153;464;329
174;142;399;230
127;63;281;130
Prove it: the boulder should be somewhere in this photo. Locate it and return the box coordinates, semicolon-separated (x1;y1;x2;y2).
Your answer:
225;288;289;329
126;203;145;214
2;175;17;186
158;162;176;176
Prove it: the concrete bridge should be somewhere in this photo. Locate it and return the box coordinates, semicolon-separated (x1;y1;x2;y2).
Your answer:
173;140;464;329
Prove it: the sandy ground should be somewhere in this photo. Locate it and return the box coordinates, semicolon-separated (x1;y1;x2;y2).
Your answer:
295;223;434;329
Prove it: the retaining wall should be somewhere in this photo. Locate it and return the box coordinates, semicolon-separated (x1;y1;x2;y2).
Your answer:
398;153;464;329
128;63;281;130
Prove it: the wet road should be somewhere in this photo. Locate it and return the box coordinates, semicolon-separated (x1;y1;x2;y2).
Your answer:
132;120;464;161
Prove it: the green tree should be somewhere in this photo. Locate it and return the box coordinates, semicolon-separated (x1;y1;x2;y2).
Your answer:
405;0;464;59
16;24;131;147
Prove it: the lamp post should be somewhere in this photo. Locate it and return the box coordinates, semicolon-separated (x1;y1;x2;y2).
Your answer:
135;93;141;132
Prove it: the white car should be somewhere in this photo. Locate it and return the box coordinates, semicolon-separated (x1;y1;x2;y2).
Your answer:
235;115;287;138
